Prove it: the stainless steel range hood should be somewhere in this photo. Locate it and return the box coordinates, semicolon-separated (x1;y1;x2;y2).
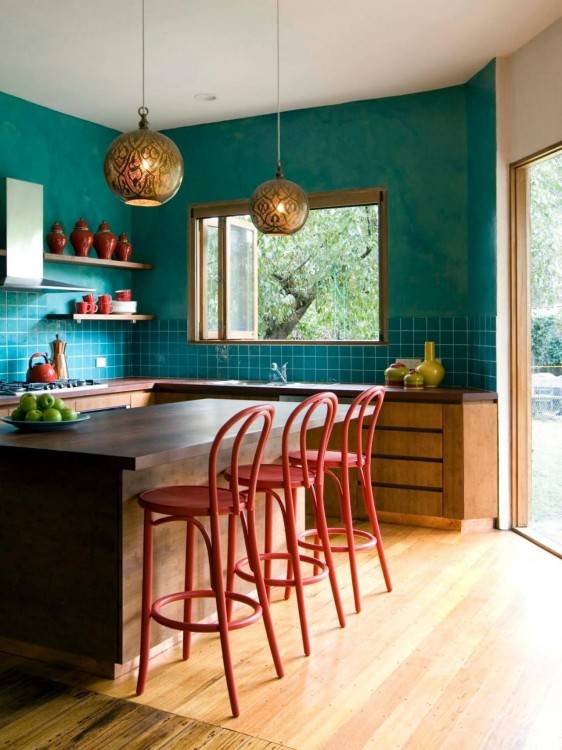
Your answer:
0;178;94;293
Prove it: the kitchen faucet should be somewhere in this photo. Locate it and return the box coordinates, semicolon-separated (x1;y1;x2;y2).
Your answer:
270;361;288;384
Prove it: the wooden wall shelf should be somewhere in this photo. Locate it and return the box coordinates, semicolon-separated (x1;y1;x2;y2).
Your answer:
0;249;152;271
46;314;155;324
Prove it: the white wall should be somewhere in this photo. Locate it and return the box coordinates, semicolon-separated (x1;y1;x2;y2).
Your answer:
495;17;562;529
508;18;562;163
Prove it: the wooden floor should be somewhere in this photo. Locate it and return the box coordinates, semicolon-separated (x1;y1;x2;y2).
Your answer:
1;523;562;750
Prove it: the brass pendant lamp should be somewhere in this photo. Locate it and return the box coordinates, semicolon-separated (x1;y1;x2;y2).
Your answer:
249;0;308;234
104;0;184;206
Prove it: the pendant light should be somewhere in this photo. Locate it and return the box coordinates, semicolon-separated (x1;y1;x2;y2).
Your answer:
249;0;308;234
103;0;184;206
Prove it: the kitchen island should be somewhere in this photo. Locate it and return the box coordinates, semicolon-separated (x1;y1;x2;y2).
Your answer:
0;398;340;678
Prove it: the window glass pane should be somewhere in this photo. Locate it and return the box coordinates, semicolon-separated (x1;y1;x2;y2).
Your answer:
202;218;219;337
227;217;256;337
257;204;379;340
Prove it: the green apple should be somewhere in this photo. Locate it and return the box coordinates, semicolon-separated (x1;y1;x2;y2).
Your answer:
19;394;37;412
25;409;43;422
53;398;65;412
60;408;78;421
42;408;62;422
10;407;25;421
37;393;55;411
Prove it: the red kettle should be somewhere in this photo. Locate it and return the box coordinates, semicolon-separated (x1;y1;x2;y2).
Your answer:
26;352;58;383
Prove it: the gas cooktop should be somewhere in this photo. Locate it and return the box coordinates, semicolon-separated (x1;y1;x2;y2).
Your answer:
0;379;109;396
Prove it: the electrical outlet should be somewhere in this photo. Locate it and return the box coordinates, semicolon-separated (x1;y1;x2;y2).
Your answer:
95;357;107;368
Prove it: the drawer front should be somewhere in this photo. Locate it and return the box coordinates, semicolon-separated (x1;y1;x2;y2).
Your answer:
373;429;443;459
373;457;442;489
0;406;12;417
378;402;442;429
374;486;443;516
74;392;131;411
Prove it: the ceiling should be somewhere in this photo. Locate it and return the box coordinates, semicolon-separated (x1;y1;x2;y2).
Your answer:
0;0;560;132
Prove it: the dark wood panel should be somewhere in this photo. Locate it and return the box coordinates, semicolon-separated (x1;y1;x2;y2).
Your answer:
0;457;121;662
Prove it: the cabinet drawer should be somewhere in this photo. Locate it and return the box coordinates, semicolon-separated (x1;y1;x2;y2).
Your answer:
374;486;443;516
373;429;442;459
378;402;442;429
372;458;442;489
74;392;131;411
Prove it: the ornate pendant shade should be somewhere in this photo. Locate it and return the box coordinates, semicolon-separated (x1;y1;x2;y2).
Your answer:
103;0;183;207
249;0;308;235
250;163;308;234
104;107;184;207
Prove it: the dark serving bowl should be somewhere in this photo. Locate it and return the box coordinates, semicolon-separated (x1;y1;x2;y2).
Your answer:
2;415;90;432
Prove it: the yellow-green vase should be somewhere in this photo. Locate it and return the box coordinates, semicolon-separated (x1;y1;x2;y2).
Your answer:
416;341;445;388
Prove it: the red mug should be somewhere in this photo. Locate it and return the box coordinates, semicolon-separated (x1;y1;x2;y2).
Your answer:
75;301;89;314
98;301;112;314
98;294;112;305
82;293;96;305
115;289;132;301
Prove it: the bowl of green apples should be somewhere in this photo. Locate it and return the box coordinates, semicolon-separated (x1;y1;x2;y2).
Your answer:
2;392;90;432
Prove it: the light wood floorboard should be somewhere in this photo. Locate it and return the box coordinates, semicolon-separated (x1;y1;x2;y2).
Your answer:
1;524;561;749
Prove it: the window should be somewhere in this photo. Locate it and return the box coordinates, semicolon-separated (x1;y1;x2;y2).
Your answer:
189;188;387;343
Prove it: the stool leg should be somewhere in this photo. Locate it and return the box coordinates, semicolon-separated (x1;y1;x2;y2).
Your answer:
226;514;237;620
264;491;273;602
137;509;154;695
340;465;362;613
284;490;295;601
182;520;195;660
361;469;392;592
313;483;346;628
245;509;284;678
209;514;239;717
285;487;311;656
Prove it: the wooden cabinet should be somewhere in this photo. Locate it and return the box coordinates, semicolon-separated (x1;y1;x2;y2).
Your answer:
318;397;498;531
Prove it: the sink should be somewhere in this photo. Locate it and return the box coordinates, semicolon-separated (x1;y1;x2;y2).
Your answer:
208;379;308;387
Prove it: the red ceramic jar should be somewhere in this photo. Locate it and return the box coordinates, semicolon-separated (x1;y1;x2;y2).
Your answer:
115;232;132;262
46;222;67;254
70;218;94;257
93;220;117;260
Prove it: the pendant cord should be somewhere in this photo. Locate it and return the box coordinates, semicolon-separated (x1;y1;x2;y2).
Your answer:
141;0;146;110
276;0;281;168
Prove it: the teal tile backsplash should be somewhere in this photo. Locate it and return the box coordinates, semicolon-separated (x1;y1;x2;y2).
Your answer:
0;291;133;381
0;293;496;390
129;316;497;390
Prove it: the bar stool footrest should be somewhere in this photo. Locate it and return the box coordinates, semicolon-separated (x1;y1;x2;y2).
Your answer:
298;526;377;553
235;552;329;588
151;589;262;632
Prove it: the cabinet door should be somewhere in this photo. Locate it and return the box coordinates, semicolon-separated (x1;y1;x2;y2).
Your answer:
74;392;131;411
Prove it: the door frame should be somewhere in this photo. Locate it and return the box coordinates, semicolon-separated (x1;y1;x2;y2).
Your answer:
510;140;562;529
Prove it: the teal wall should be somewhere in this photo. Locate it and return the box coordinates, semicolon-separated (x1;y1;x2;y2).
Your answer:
132;85;472;319
466;60;497;315
0;90;132;314
0;90;133;380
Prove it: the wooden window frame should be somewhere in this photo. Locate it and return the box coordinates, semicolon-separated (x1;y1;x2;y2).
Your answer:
188;187;388;345
510;140;562;529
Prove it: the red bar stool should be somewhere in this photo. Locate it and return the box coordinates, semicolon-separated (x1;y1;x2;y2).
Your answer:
289;386;392;613
228;393;346;657
136;404;283;718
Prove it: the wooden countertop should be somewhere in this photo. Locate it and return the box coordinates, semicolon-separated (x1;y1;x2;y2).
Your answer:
0;376;498;409
0;398;348;471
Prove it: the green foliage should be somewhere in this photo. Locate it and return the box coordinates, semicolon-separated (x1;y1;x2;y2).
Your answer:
530;153;562;309
531;314;562;367
256;205;380;340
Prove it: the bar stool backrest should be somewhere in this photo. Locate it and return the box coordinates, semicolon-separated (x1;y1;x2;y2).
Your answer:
342;386;385;469
282;392;338;490
210;404;275;515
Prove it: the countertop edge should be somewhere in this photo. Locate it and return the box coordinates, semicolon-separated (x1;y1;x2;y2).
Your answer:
0;376;498;408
